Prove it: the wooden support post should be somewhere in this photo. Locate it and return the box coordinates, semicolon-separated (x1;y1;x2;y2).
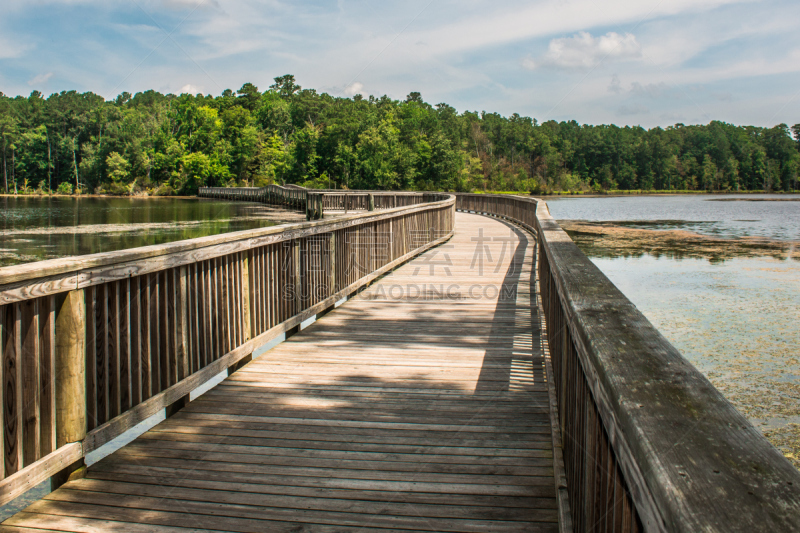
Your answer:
368;194;375;211
52;290;87;490
165;394;189;418
227;354;252;376
285;324;300;339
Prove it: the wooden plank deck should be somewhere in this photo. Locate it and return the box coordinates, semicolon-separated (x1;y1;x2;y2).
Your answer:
2;212;559;532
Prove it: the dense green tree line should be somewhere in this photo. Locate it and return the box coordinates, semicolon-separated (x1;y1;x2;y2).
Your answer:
1;75;798;195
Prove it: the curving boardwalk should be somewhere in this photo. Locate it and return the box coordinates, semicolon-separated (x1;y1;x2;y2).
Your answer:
2;213;558;532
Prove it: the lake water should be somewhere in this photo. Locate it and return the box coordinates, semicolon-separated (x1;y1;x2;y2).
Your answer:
547;194;800;467
0;196;299;267
546;194;800;240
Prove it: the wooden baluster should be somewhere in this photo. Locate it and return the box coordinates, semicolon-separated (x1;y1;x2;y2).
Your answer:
3;304;22;477
119;279;131;414
159;271;170;390
39;296;55;457
148;273;160;395
129;278;141;408
20;299;40;467
177;266;189;381
329;233;336;298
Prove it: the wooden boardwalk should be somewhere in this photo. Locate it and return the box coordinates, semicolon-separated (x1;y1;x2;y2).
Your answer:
2;213;559;532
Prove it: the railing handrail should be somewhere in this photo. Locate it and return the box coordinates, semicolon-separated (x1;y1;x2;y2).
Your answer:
456;192;800;532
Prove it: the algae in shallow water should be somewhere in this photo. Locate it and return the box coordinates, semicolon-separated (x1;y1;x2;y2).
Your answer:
588;251;800;470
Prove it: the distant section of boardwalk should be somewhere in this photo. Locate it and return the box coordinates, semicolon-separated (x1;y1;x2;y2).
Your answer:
2;213;558;532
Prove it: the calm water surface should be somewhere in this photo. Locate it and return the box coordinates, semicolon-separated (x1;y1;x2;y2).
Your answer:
547;194;800;466
0;196;284;267
546;194;800;240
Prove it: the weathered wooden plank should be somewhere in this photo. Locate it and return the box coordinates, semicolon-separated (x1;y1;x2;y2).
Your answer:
3;510;214;533
0;442;82;506
46;486;556;533
123;437;552;465
66;478;556;520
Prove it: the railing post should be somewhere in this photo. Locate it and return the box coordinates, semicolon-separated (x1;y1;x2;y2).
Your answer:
51;289;87;489
368;194;375;211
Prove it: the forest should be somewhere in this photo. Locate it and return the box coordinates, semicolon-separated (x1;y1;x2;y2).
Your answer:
1;74;798;196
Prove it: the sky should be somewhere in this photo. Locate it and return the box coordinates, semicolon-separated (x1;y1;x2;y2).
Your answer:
1;0;798;128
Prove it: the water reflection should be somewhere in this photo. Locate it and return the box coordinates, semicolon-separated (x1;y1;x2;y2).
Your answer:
0;197;299;267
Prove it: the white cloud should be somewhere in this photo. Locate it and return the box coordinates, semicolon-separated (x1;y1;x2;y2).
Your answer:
388;0;752;62
344;82;364;97
525;32;641;70
28;72;53;86
180;84;204;94
0;36;31;59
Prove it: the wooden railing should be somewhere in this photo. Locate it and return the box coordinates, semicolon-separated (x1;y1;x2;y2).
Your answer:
456;193;800;532
0;193;455;504
199;185;307;211
198;186;443;220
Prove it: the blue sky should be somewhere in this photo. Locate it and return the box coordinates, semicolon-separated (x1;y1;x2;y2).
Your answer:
1;0;798;128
